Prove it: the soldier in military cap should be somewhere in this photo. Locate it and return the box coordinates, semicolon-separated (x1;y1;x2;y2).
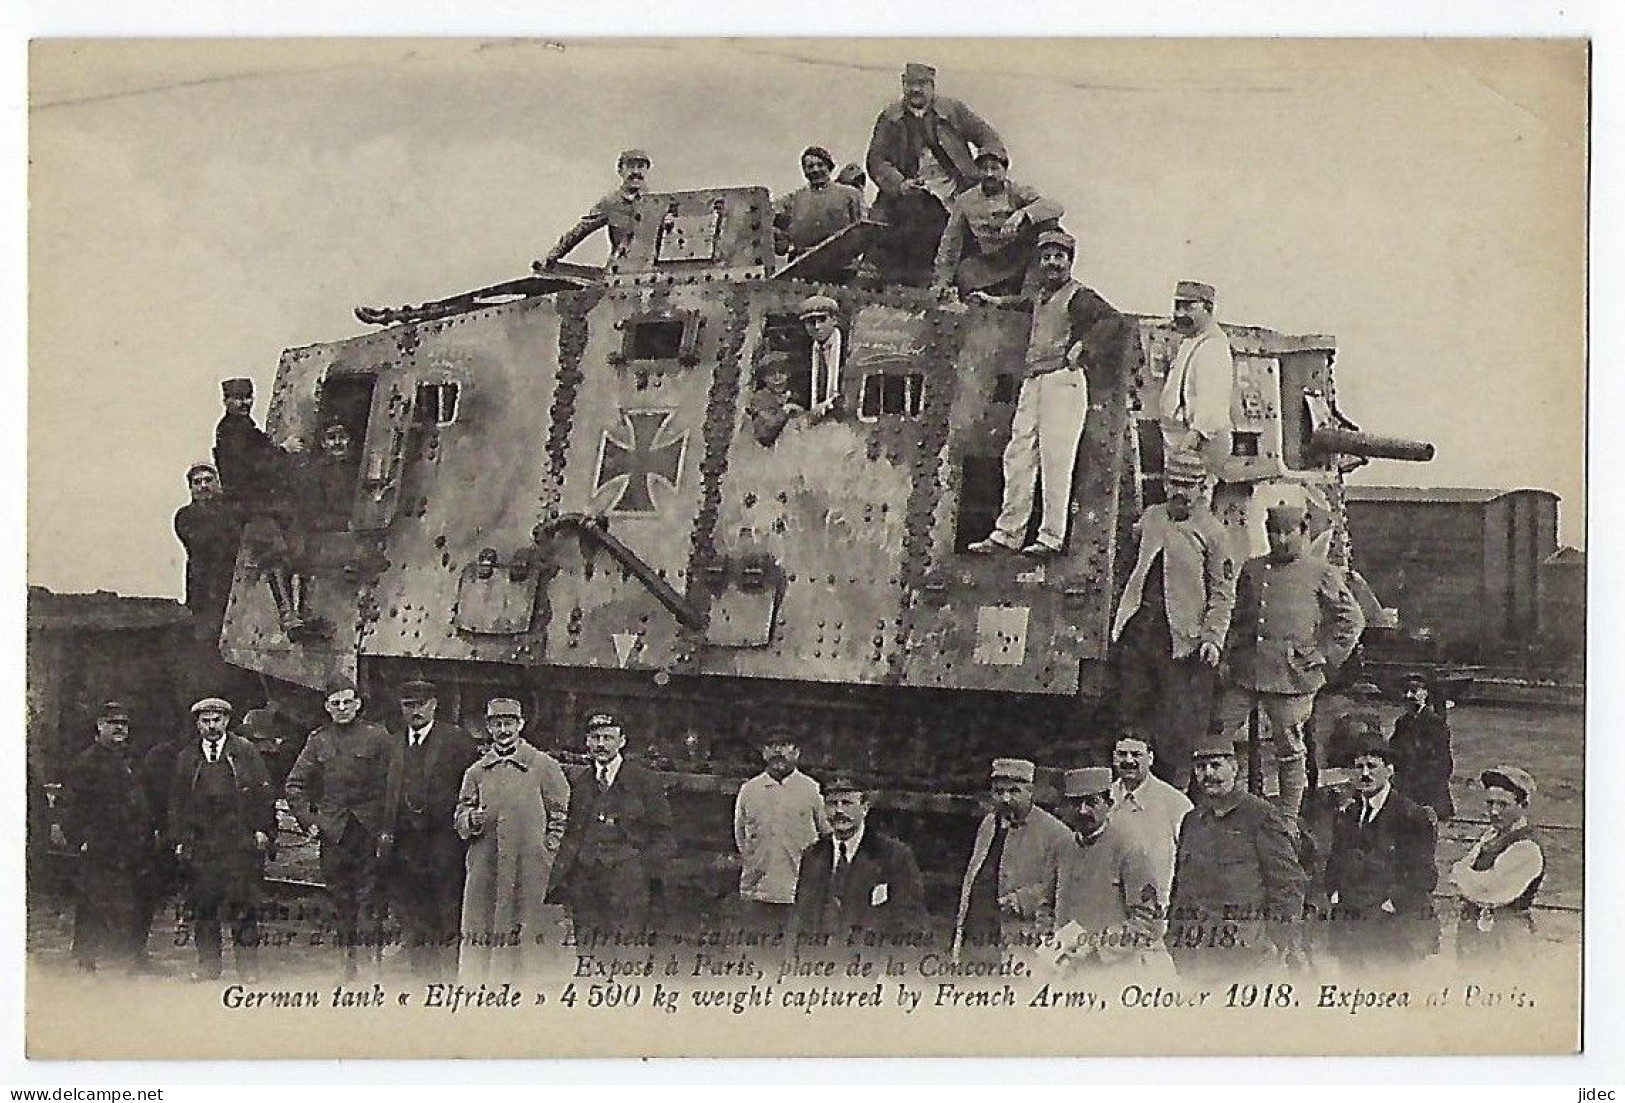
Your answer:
953;758;1072;961
59;700;152;973
213;377;291;505
1161;279;1236;483
283;677;396;978
790;773;926;941
932;148;1064;298
553;711;673;940
540;148;652;268
967;229;1139;559
1449;765;1544;963
865;62;1006;287
773;145;866;272
799;294;845;420
380;679;481;978
172;461;244;636
1169;738;1307;978
1220;502;1365;818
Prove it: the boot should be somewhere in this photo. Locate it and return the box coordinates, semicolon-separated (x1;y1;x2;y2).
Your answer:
1275;753;1309;819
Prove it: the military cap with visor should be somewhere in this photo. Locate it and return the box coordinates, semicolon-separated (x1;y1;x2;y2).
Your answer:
486;697;524;720
1036;230;1076;258
1173;280;1217;305
990;757;1036;783
221;378;255;399
99;700;131;721
398;679;438;703
1063;767;1114;798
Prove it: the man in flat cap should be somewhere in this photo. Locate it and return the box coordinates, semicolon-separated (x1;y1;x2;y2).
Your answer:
865;62;1006;287
172;461;245;638
380;679;481;979
791;773;926;941
455;698;571;981
1388;672;1456;822
967;229;1139;559
1108;732;1192;903
1169;738;1307;977
774;146;867;273
58;700;152;973
932;148;1063;298
1220;502;1365;818
953;758;1072;962
539;148;652;268
167;697;275;982
799;294;845;421
554;711;673;940
1107;450;1237;782
1449;766;1544;963
283;678;395;979
734;727;829;935
1053;767;1172;975
1160;280;1236;483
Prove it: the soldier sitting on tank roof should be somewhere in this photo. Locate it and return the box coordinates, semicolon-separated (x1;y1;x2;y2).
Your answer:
537;148;650;269
932;149;1063;299
746;351;805;448
774;146;866;277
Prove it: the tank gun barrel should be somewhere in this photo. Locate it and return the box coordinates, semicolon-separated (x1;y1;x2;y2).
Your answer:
1309;426;1435;462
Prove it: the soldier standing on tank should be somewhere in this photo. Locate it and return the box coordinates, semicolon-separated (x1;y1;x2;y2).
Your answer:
172;461;244;637
1107;452;1237;783
1219;503;1366;819
864;63;1005;288
1161;280;1236;482
58;700;152;973
773;146;866;272
932;149;1063;298
966;230;1138;559
284;679;395;979
539;148;651;268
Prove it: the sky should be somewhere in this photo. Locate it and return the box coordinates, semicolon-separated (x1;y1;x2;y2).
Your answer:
27;37;1587;598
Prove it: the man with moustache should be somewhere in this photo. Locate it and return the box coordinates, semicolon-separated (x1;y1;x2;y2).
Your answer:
283;678;395;978
932;149;1063;298
1169;739;1307;978
1108;451;1237;781
1323;736;1439;971
966;230;1138;559
1107;733;1192;903
1160;280;1236;482
553;712;673;940
1053;768;1172;975
790;774;926;941
1388;672;1457;822
865;63;1005;287
539;148;652;267
380;679;481;979
167;697;276;983
172;461;244;634
953;758;1072;962
734;728;829;934
774;146;867;268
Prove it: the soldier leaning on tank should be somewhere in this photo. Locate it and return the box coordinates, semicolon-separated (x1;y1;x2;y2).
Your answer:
931;149;1063;298
746;351;805;447
966;230;1139;560
1388;672;1457;822
1218;503;1366;820
538;148;650;269
1106;452;1238;786
168;697;276;983
379;679;480;980
1161;280;1237;483
58;700;153;974
283;678;396;979
1448;766;1544;966
798;294;845;421
552;711;674;941
773;145;866;271
864;62;1005;288
172;461;245;635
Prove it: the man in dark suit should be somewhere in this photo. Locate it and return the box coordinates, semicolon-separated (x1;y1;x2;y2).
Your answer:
790;774;927;945
553;712;673;940
379;679;480;979
1324;736;1439;971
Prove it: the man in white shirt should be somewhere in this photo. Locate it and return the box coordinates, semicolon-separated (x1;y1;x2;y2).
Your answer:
1108;734;1192;902
1160;280;1235;483
798;295;845;421
733;729;828;934
1449;765;1545;963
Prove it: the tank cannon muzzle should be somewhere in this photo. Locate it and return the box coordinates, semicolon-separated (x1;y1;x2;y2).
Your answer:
1308;426;1435;462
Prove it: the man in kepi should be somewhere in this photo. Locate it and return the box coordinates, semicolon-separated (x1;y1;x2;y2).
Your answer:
790;773;926;941
932;149;1063;298
1221;503;1365;818
553;712;673;941
213;377;290;505
283;678;395;979
966;230;1138;559
1169;739;1307;978
773;146;867;274
1323;735;1439;972
953;758;1071;962
1449;766;1545;964
380;679;481;979
1054;768;1171;975
539;148;651;268
167;697;275;983
865;63;1005;287
734;727;829;935
1160;280;1236;482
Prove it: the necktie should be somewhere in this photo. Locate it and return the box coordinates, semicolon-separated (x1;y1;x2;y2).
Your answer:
831;840;852;904
814;343;830;406
596;764;610;789
204;741;220;764
1362;800;1376;827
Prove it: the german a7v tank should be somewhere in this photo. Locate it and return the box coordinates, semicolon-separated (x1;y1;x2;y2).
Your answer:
218;185;1431;888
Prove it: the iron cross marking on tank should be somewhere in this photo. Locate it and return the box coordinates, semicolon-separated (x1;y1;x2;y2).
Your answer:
594;409;688;513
